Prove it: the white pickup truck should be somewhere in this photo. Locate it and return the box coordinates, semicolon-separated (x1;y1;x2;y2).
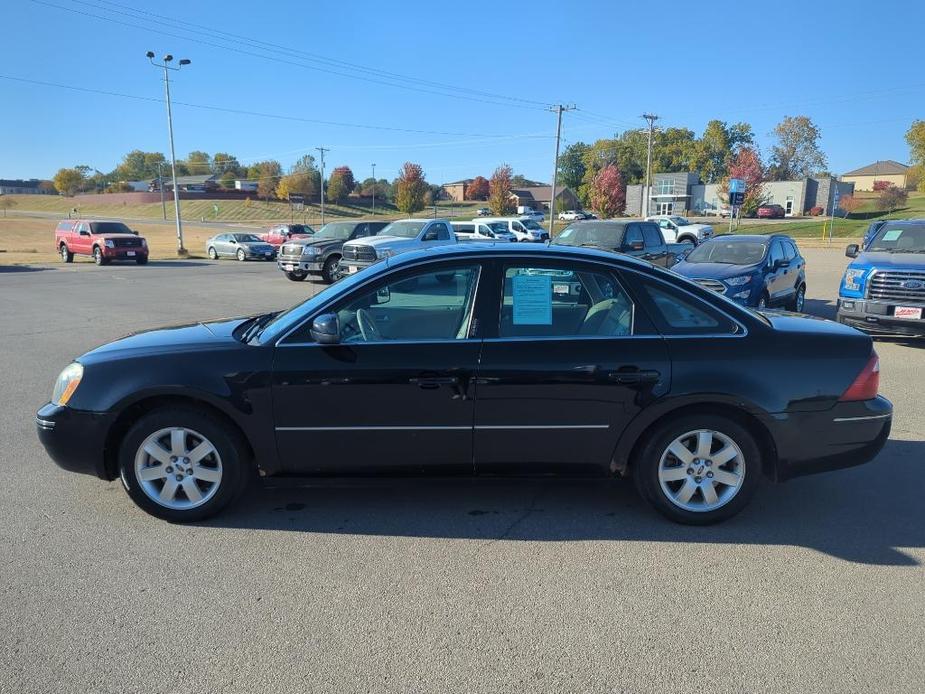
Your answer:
645;215;713;245
338;219;457;276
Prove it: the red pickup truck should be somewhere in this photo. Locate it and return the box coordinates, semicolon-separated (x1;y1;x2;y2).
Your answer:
56;220;149;265
259;223;314;247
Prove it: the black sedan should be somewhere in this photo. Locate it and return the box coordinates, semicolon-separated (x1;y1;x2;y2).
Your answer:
37;244;892;525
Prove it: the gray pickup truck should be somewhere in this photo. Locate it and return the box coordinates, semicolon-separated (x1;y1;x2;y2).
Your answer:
277;220;389;283
338;218;457;277
553;220;692;267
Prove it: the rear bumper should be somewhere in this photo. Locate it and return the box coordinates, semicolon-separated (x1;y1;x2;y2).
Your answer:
837;298;925;337
762;396;893;481
36;403;114;480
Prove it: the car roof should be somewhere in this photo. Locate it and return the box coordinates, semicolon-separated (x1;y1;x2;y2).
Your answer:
384;241;655;270
706;234;781;243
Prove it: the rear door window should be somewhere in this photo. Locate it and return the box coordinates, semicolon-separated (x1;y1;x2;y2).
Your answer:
623;224;644;250
641;223;663;248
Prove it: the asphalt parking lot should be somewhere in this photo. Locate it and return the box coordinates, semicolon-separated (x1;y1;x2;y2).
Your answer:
1;247;923;693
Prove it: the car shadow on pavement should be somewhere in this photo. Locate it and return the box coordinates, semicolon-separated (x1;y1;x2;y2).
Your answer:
203;438;925;567
803;298;836;320
0;265;48;273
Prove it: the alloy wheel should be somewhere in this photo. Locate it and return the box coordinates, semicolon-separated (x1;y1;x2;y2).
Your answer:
237;249;246;261
657;429;745;512
133;427;223;510
795;287;805;312
208;247;217;260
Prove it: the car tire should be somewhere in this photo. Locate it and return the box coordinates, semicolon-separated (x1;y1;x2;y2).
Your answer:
135;256;148;265
93;246;108;266
118;406;252;523
789;284;806;312
208;247;218;260
321;255;340;284
633;413;761;525
60;244;73;263
678;235;697;245
236;249;246;262
286;271;307;282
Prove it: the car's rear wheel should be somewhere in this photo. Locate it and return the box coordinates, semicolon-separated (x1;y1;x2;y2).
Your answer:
60;244;73;263
286;271;307;282
93;246;108;266
236;249;246;262
633;414;760;525
208;247;218;260
118;407;251;522
789;284;806;312
321;255;340;284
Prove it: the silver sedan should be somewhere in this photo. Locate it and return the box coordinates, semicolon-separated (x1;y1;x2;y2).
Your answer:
206;233;276;261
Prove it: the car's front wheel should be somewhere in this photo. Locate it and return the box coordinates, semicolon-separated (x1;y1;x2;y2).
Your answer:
93;246;108;266
236;249;246;262
286;271;307;282
321;256;340;284
118;407;251;522
633;414;760;524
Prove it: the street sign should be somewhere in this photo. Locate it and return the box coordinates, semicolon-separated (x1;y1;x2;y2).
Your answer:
731;192;745;205
729;178;746;194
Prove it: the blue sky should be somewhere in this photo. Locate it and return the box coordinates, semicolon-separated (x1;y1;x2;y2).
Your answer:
2;0;923;183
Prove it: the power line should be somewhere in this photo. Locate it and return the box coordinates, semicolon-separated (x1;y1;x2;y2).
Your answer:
0;74;548;140
30;0;551;111
88;0;552;109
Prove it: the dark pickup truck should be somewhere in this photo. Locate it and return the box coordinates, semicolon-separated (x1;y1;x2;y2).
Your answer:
553;220;691;267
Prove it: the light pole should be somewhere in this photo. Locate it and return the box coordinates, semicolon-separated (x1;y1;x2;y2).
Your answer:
642;113;660;217
371;163;376;215
316;147;329;225
155;161;167;220
147;51;191;254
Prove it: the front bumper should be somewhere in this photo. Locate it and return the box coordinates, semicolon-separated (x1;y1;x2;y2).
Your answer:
245;249;277;260
36;403;114;480
837;298;925;337
103;248;148;260
337;259;377;277
762;396;893;481
278;256;323;274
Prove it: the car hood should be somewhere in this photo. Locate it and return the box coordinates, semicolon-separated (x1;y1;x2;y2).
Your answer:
78;317;248;363
347;235;417;248
673;261;760;280
286;237;344;250
854;251;925;269
96;233;144;240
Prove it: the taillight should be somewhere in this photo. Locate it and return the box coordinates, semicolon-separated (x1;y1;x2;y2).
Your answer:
839;352;880;402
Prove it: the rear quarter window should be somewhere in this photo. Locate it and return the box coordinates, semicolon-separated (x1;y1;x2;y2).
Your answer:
630;274;740;336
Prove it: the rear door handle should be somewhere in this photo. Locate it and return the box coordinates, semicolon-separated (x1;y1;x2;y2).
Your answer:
608;369;660;385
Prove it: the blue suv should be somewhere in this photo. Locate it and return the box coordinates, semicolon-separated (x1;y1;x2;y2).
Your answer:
837;219;925;336
672;234;806;311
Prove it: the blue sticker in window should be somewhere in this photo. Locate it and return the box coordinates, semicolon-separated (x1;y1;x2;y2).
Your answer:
512;274;552;325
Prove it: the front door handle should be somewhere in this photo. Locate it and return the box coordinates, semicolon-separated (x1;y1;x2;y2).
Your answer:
409;376;460;389
608;369;660;385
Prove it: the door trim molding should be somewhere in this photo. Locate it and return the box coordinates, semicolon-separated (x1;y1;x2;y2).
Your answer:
276;424;610;431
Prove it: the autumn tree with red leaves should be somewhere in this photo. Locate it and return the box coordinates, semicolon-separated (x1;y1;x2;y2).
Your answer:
588;164;626;219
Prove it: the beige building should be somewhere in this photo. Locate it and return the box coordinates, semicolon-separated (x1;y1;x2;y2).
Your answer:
841;160;909;191
441;179;472;202
509;185;579;212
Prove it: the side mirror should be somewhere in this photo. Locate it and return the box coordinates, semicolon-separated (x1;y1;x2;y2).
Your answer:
773;258;791;269
845;244;860;258
375;286;391;304
230;238;238;244
131;229;139;235
79;229;90;236
626;239;645;251
422;231;438;241
310;313;340;344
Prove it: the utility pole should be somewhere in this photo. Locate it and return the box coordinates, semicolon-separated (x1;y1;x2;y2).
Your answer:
316;146;329;225
147;51;191;255
642;113;660;218
548;104;575;238
371;163;376;215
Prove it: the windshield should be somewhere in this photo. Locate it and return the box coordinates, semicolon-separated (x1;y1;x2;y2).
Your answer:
90;222;132;234
379;221;426;238
232;234;262;243
289;225;313;234
313;222;356;240
686;240;767;265
554;224;621;248
669;216;690;226
521;220;543;230
868;225;925;253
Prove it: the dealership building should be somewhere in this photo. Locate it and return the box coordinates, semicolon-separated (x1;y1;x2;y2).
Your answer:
625;173;854;217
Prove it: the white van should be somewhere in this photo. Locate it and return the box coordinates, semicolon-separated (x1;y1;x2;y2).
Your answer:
451;221;514;242
475;217;549;242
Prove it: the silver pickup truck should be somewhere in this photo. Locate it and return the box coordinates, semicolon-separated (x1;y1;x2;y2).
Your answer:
338;218;457;277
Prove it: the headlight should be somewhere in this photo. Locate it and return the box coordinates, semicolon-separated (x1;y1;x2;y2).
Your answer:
301;246;319;256
52;363;83;406
731;290;751;299
141;238;147;247
843;268;868;292
725;275;753;286
104;239;114;248
376;248;394;259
